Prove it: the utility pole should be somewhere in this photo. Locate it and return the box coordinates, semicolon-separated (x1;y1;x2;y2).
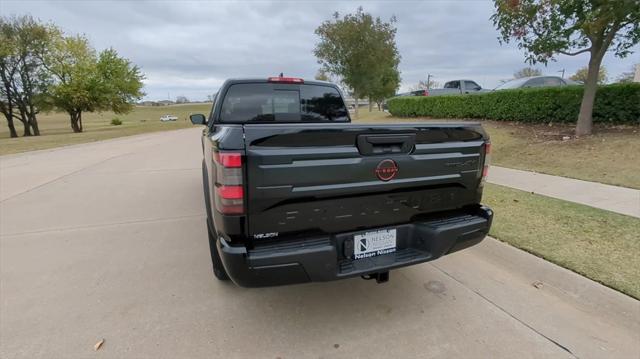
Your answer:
558;69;565;78
427;74;434;89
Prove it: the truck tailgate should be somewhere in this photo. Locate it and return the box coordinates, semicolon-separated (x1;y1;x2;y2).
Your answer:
243;123;487;239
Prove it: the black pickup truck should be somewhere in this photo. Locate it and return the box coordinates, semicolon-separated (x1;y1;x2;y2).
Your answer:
190;77;493;287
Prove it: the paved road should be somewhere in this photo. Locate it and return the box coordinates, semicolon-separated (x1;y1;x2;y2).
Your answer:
1;128;638;359
488;166;640;218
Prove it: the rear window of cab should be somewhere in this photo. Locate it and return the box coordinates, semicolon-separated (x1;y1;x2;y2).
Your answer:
219;83;349;123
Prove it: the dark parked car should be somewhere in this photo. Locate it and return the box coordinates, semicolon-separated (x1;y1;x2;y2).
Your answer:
494;76;580;90
190;77;493;287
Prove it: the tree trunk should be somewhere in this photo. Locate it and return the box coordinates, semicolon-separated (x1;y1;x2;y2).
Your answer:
16;106;31;136
1;69;18;138
70;111;84;133
353;96;359;119
22;121;32;136
28;104;40;136
29;115;40;136
4;115;18;138
576;51;604;136
368;97;373;112
21;108;32;136
70;111;82;133
1;100;18;138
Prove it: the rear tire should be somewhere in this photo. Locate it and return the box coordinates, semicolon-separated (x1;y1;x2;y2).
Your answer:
207;219;230;281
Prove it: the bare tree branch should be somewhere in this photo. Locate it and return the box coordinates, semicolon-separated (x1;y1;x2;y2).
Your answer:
597;21;622;59
558;47;592;56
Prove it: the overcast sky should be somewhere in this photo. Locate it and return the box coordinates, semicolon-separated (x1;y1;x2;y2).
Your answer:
3;0;638;101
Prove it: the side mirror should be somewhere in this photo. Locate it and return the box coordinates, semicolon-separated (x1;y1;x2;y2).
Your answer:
190;114;207;125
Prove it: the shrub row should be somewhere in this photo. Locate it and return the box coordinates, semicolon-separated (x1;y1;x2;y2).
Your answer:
387;83;640;125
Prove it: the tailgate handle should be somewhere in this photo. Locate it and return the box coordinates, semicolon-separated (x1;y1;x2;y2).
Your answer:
357;134;415;155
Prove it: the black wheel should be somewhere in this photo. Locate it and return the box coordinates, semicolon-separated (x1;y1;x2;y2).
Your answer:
203;160;229;281
207;219;230;281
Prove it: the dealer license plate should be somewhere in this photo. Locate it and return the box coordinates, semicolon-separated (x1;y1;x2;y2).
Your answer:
353;229;397;260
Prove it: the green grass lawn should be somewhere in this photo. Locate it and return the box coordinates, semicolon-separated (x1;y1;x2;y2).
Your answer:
354;109;640;189
483;183;640;299
0;103;212;155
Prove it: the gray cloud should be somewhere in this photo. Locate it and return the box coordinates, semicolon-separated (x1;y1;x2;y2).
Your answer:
4;0;638;100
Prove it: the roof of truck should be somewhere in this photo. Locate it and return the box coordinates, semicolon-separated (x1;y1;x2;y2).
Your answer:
224;77;336;86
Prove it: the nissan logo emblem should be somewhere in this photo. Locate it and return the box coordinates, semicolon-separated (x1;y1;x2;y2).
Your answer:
375;159;398;181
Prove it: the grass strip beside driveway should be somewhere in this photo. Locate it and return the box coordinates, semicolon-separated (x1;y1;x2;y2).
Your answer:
483;183;640;299
484;122;640;189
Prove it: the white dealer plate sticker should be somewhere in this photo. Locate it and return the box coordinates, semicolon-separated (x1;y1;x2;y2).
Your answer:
353;229;397;260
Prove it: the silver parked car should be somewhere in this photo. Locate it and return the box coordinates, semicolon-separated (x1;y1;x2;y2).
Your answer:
396;79;489;97
494;76;580;90
428;79;490;96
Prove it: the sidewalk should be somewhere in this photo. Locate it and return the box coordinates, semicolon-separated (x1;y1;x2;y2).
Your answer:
488;166;640;218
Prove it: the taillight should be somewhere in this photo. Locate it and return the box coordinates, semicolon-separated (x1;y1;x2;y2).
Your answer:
214;152;242;168
213;151;244;214
267;77;304;84
481;142;491;184
216;185;243;199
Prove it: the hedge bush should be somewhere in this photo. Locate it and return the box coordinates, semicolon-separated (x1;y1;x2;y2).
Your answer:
387;83;640;125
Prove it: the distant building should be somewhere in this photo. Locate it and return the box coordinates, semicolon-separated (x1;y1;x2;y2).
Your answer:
156;100;175;106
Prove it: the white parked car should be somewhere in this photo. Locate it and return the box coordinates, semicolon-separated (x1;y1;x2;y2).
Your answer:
160;114;178;122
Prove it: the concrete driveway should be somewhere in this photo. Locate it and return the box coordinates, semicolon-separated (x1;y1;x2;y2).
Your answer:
1;128;638;359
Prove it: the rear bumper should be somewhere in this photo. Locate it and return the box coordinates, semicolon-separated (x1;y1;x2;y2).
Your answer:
217;205;493;287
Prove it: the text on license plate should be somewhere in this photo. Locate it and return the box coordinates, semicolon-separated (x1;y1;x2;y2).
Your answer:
353;229;397;259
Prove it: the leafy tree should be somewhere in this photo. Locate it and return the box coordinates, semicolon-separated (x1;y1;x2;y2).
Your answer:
46;35;98;132
410;79;440;91
314;7;400;117
513;67;542;78
46;35;144;133
314;69;331;81
176;95;189;104
0;16;56;137
370;66;401;110
570;65;607;84
95;49;145;115
492;0;640;136
615;63;638;83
